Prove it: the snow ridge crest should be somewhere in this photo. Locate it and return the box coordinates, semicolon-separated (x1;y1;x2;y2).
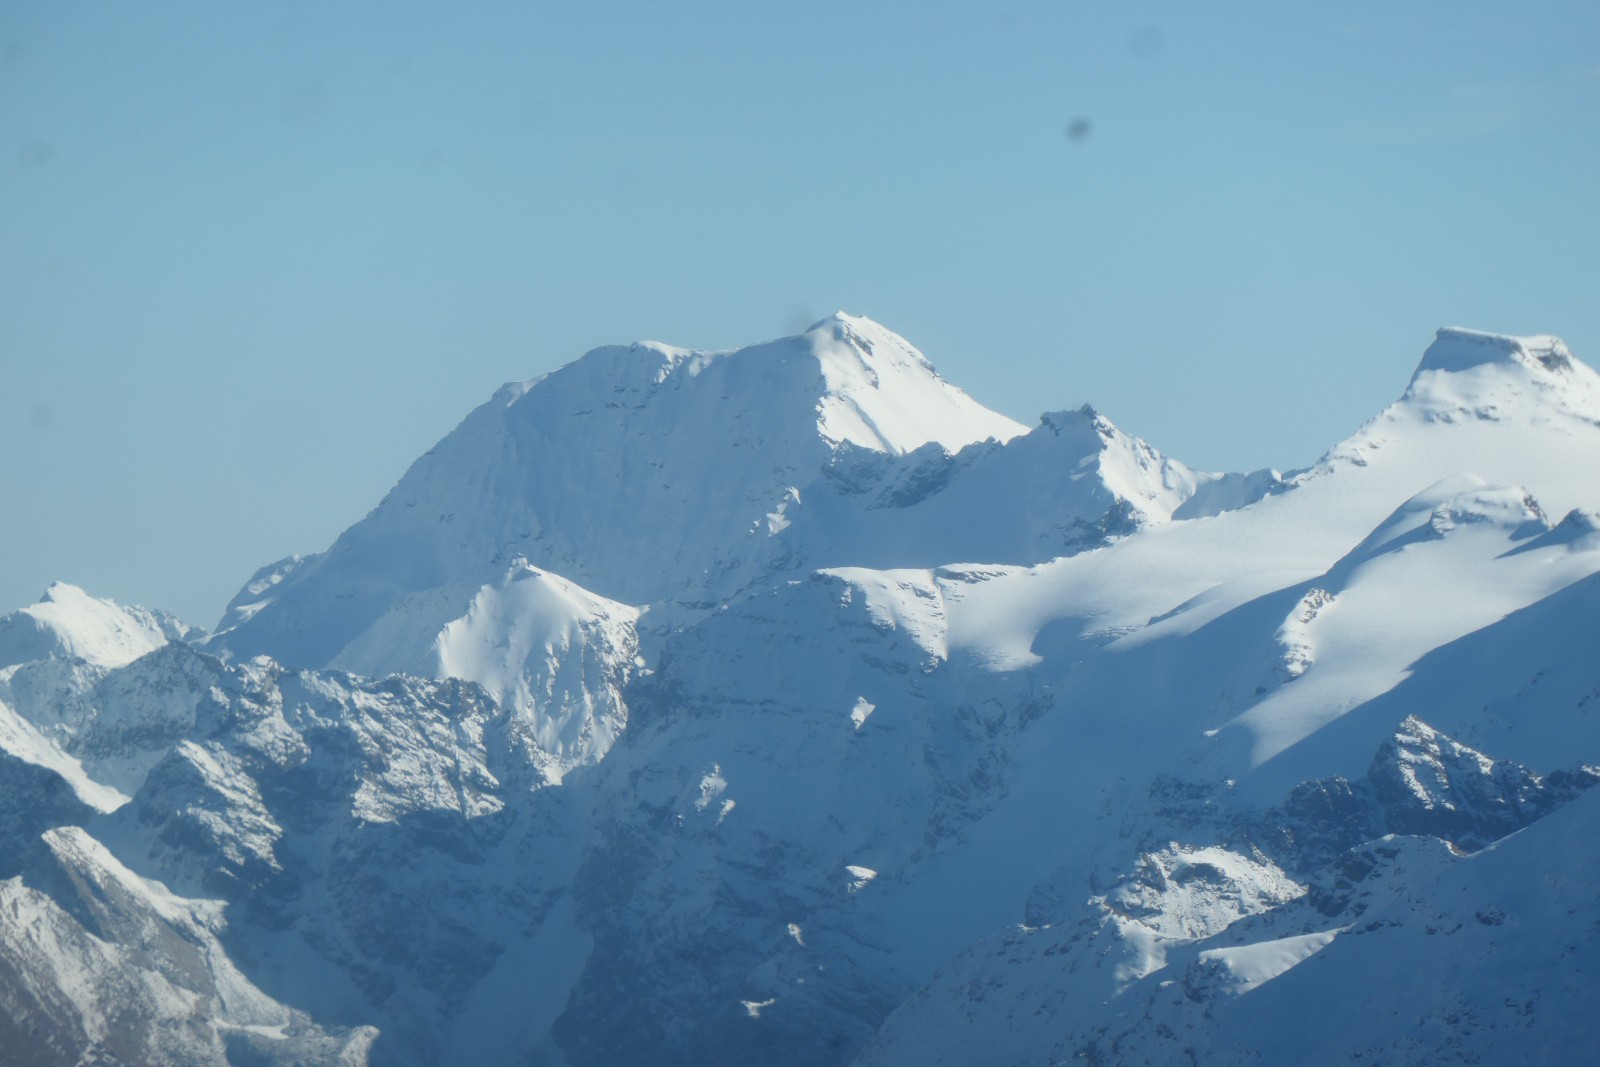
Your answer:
1413;326;1575;379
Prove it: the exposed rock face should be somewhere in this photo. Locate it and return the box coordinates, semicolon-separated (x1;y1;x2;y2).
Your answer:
1287;715;1600;860
0;826;373;1067
858;717;1600;1067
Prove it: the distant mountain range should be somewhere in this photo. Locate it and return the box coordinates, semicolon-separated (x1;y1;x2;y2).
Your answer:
3;315;1597;1065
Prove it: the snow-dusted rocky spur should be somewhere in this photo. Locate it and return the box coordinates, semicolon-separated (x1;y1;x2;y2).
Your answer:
3;316;1599;1065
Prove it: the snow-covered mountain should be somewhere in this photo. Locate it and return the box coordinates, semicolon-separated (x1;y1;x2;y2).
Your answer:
3;317;1599;1065
207;313;1023;653
0;581;195;671
203;313;1231;778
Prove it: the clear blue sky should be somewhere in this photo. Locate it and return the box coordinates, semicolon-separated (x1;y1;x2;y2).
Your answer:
3;1;1598;626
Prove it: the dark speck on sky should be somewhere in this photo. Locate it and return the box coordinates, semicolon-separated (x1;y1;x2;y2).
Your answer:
1127;25;1164;58
3;3;1598;626
278;80;330;125
16;138;53;171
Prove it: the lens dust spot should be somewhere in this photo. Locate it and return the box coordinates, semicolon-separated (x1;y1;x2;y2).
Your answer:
17;138;53;172
519;98;553;128
29;405;53;431
278;81;329;125
1064;117;1092;143
1128;25;1164;58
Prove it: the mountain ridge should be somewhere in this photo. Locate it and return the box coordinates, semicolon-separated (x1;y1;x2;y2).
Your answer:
2;318;1598;1066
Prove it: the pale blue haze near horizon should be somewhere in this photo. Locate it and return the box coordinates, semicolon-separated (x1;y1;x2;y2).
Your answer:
2;0;1597;626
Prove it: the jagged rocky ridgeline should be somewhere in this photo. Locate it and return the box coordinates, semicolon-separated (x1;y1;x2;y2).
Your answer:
4;317;1600;1065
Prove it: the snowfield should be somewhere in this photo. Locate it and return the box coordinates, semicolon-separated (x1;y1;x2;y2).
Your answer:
3;316;1599;1065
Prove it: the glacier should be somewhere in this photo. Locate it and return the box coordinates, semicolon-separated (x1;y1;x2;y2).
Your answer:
2;316;1599;1064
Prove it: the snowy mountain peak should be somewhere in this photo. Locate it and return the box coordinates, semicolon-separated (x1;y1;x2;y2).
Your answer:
800;312;1025;452
806;309;898;336
804;310;933;369
1038;403;1107;434
1400;327;1600;418
14;315;1600;1066
1415;327;1575;377
1295;330;1600;515
789;311;1025;452
535;312;1021;456
208;316;1031;668
0;583;193;671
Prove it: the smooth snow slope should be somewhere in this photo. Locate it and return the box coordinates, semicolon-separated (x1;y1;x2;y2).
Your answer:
844;326;1600;959
950;328;1600;773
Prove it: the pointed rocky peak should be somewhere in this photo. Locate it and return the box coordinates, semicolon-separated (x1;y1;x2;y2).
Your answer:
1280;716;1600;870
1363;715;1599;850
